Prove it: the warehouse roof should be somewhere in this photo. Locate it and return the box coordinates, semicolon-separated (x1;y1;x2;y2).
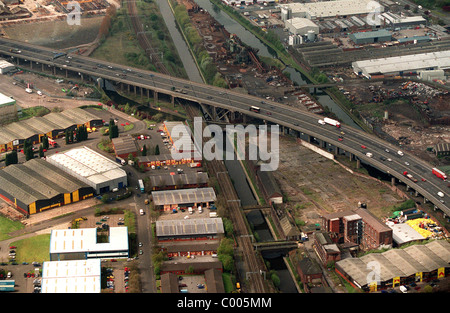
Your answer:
0;107;100;145
0;92;15;107
284;0;381;18
336;240;450;287
156;218;224;237
0;158;89;206
352;50;450;76
350;29;392;40
49;227;129;254
46;146;127;186
286;17;318;29
388;222;425;245
151;187;216;206
41;259;101;293
149;172;208;188
111;135;138;157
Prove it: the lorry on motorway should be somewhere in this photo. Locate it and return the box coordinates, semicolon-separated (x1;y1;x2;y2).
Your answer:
323;117;341;128
432;168;447;180
403;171;418;183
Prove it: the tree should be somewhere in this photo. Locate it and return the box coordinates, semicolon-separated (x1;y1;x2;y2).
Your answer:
65;129;70;144
142;144;147;156
42;135;49;150
38;145;44;158
5;151;18;166
154;144;160;155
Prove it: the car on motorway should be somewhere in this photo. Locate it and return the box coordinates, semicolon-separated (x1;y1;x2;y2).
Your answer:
385;149;390;153
361;145;367;149
387;158;392;162
421;178;426;182
380;156;387;161
405;162;410;166
338;136;343;141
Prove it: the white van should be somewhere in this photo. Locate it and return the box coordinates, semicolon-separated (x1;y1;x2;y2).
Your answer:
397;150;404;156
437;191;444;198
139;209;144;215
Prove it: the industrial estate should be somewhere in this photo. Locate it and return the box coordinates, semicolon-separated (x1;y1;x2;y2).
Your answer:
0;0;448;300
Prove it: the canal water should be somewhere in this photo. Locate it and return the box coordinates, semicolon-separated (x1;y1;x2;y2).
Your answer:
193;0;360;129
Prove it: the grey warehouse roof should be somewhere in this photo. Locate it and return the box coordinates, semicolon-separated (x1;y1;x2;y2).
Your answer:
0;158;89;205
151;187;216;206
156;218;224;237
336;240;450;287
0;107;100;145
149;172;208;187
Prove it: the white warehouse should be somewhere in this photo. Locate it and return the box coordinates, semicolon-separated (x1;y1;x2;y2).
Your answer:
285;18;319;36
352;50;450;79
46;146;128;194
281;0;383;20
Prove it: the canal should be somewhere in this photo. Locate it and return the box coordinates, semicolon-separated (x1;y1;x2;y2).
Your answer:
193;0;360;129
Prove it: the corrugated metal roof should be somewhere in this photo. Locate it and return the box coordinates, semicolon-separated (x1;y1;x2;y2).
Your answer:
156;218;224;237
151;187;216;206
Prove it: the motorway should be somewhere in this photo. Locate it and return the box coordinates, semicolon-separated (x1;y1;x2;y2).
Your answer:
0;37;448;216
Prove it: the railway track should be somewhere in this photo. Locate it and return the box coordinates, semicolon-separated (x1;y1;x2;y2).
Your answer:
184;104;269;293
126;0;169;75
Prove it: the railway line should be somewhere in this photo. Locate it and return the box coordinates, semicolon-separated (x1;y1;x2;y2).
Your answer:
126;0;169;75
184;104;269;293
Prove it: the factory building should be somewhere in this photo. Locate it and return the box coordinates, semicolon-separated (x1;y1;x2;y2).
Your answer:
281;0;383;20
151;187;216;211
46;146;128;194
349;29;392;45
352;50;450;79
0;107;102;152
49;227;129;261
111;135;139;159
335;240;450;292
148;172;209;191
0;91;18;124
0;59;15;74
41;259;101;293
162;121;201;160
156;218;224;242
0;158;94;215
284;17;319;36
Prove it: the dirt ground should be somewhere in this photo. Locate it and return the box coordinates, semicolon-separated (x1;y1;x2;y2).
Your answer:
273;136;403;227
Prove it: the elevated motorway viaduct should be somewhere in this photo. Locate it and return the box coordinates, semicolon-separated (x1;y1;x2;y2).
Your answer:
0;38;448;219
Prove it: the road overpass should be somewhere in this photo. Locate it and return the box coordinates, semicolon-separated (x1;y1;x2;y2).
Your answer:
0;37;448;218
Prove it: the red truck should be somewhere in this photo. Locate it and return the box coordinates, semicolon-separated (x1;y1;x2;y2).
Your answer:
432;168;447;181
403;171;418;183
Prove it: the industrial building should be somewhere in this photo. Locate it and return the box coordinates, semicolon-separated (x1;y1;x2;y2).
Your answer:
148;172;209;191
349;29;392;45
41;259;101;293
352;50;450;79
151;187;216;211
155;218;224;242
335;240;450;292
321;208;393;250
111;135;139;159
0;158;94;215
281;0;383;20
49;227;129;261
0;107;102;152
0;91;18;124
0;59;15;74
433;143;450;157
47;146;128;194
284;18;319;36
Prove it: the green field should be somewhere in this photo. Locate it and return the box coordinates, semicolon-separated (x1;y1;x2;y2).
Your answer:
0;216;24;241
10;234;51;263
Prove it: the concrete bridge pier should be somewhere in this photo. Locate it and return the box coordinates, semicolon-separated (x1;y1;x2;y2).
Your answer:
391;177;396;186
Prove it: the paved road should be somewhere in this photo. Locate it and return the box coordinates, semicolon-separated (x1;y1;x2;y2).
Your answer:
0;37;448;216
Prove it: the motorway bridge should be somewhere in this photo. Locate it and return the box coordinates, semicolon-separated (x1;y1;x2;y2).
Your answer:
0;37;448;218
